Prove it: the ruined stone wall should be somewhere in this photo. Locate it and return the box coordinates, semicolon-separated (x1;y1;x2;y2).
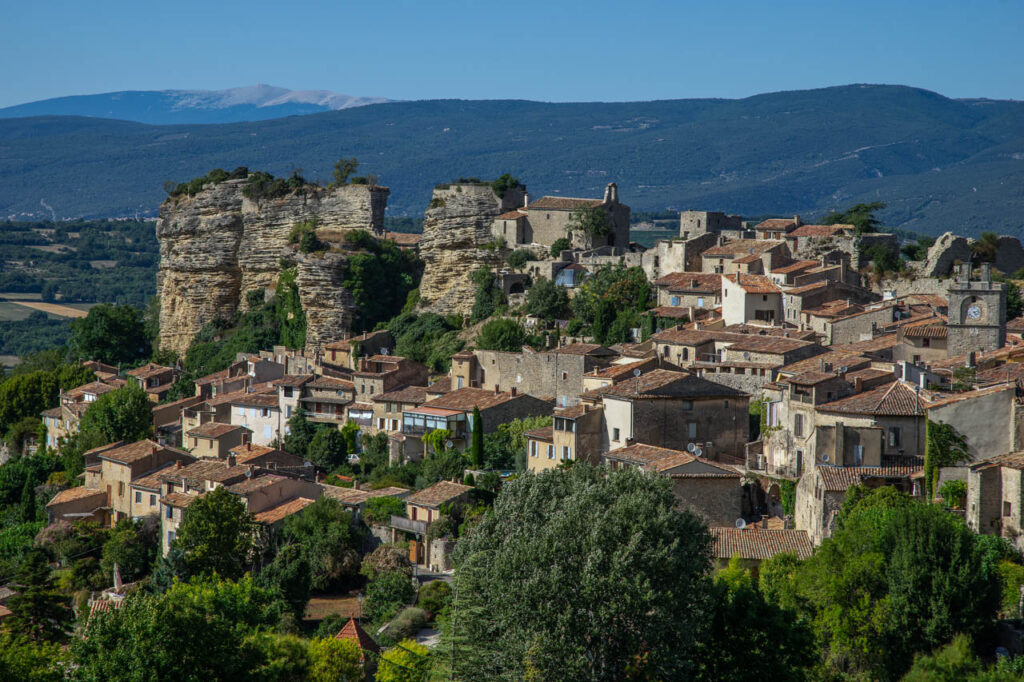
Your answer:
417;184;507;317
157;178;387;356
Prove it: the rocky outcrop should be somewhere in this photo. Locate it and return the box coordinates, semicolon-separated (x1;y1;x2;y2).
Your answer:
157;177;388;356
417;184;509;317
293;251;354;351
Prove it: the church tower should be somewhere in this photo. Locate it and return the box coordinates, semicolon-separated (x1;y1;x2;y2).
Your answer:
946;263;1006;357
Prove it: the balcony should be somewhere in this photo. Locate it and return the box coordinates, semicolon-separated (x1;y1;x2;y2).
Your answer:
390;515;428;535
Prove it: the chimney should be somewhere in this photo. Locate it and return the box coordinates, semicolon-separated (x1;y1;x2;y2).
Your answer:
603;184;612;202
854;377;863;393
227;454;236;467
793;215;802;227
510;386;517;397
494;385;500;395
151;444;158;454
967;351;977;369
919;373;928;390
174;460;182;469
523;192;529;207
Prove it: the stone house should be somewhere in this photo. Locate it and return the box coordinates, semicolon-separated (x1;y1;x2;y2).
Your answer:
371;385;429;434
493;183;630;253
400;387;553;459
229;443;307;469
721;273;782;325
320;485;411;521
893;325;949;365
193;365;250;400
391;481;474;566
654;272;722;309
967;452;1024;551
128;469;168;520
700;239;789;275
40;407;64;450
273;375;315;432
525;426;558;471
582;369;749;460
796;465;920;545
152;395;205;448
126;363;178;402
710;526;813;571
185;422;252;459
681;211;745;239
767;259;819;286
227;391;283;446
924;384;1018;463
300;375;355;426
580;358;658;394
45;487;110;525
322;330;395;371
601;443;743;526
781;279;876;329
48;380;119;443
804;302;897;345
352;355;429;403
526;404;604;474
450;343;617;406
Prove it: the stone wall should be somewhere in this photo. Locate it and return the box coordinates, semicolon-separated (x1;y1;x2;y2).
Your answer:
157;177;388;356
671;477;742;527
417;184;507;317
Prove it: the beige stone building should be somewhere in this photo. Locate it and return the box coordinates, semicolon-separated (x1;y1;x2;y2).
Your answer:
371;385;429;434
721;274;782;325
700;240;789;275
967;452;1024;551
126;363;179;402
654;272;722;309
185;422;252;459
322;330;394;370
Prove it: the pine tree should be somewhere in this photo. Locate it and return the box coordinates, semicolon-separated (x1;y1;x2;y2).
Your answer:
471;406;484;469
7;550;72;642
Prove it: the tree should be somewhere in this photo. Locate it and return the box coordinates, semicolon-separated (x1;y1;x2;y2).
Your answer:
72;576;281;682
69;304;150;366
257;543;311;621
280;497;364;591
524;277;569;322
490;173;523;199
570;265;652;325
694;557;814;681
364;496;406;526
245;632;312;682
174;486;255;580
5;416;42;455
793;492;1000;680
330;158;359;187
6;549;72;642
475;318;526;351
470;267;505;324
418;579;452;619
377;639;431;682
78;384;153;446
20;477;37;522
307;636;363;682
924;419;969;502
565;205;613;238
506;249;531;270
361;544;413;581
443;464;712;680
470;406;484;469
822;201;886;234
972;231;1000;263
340;420;359;455
549;237;571;258
283;407;317;458
364;570;415;624
0;631;64;682
307;428;348;470
482;415;552;471
100;517;158;583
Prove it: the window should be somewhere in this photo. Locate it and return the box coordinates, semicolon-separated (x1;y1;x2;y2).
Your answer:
662;346;670;358
547;445;554;460
285;406;292;418
682;348;689;361
681;400;693;410
794;413;804;438
688;422;697;439
261;408;270;418
530;441;537;457
166;506;173;519
613;428;621;442
922;338;931;348
1004;501;1013;517
762;294;768;301
283;387;293;398
135;491;141;503
671;296;680;306
118;481;124;496
561;371;568;381
150;494;156;506
888;427;901;448
852;444;864;466
724;400;729;409
167;531;175;545
562;446;571;460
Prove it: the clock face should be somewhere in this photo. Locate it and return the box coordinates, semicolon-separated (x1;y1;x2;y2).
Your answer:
967;304;982;320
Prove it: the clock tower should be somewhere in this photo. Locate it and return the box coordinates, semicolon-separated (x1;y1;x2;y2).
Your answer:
946;263;1006;358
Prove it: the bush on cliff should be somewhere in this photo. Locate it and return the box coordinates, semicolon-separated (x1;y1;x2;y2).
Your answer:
342;232;422;332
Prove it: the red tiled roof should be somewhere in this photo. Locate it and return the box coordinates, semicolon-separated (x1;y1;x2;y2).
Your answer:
335;617;380;656
711;527;813;560
551;343;616;356
788;224;854;238
524;426;553;443
527;196;603;211
99;440;183;465
405;481;473;509
228;474;286;495
605;443;739;476
46;487;106;507
970;452;1024;472
586;358;657;381
496;210;526;220
755;218;798;231
771;260;819;275
423;387;523;411
127;363;175;380
816;465;921;492
187;422;248;439
723;273;780;294
161;492;198;508
588;368;745;400
817;381;924;416
902;325;948;339
252;497;316;524
702;239;782;258
655;272;722;292
785;280;830;296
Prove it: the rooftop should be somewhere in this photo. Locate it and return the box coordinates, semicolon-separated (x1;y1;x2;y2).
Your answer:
99;440;185;466
161;492;198;508
723;273;781;294
551;342;617;357
127;363;175;380
422;387;525;412
252;497;316;524
817;381;924;417
588;368;745;401
227;474;287;495
710;527;813;561
788;223;855;238
702;239;783;258
46;487;106;507
771;260;819;275
524;426;553;443
816;465;922;492
654;272;721;292
187;422;248;439
527;196;603;211
605;443;739;476
405;480;474;509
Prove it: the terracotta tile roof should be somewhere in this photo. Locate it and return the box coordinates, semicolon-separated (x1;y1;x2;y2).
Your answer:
711;527;813;561
784;280;830;296
817;381;924;416
427;377;452;394
187;422;248;439
64;381;117;400
253;497;316;524
323;329;392;351
723;335;818;355
836;334;899;353
129;467;174;491
845;367;895;383
335;617;380;656
554;404;594;418
496;210;526;220
722;324;816;339
229;443;277;458
921;383;1016;409
273;374;315;388
227;474;287;495
227;392;279;408
405;481;473;509
779;351;870;375
159;460;250;486
646;306;696;319
787;371;838;386
41;407;62;419
99;440;181;465
970;452;1024;471
702;239;783;258
605;443;737;475
723;273;780;294
816;465;922;492
902;325;948;339
1008;317;1024;333
551;343;616;356
586;358;657;381
771;260;819;275
527;196;603;211
733;253;763;265
788;224;854;238
422;387;522;412
46;487;106;507
590;368;745;400
755;218;798;231
905;294;948;308
525;426;553;442
655;272;722;292
194;368;231;385
651;328;744;346
206;387;275;407
161;492;198;508
127;363;175;380
321;485;411;505
307;376;355;390
976;363;1024;389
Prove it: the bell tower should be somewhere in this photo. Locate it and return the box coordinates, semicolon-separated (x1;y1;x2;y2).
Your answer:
946;263;1006;357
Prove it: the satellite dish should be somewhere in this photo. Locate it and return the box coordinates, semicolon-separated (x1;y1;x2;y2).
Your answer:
445;439;454;450
380;348;389;355
694;446;703;457
686;442;696;453
820;454;830;463
735;518;747;529
633;368;642;377
743;352;751;360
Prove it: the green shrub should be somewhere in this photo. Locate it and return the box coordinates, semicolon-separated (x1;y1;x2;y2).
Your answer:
549;237;571;258
418;580;452;618
388;606;428;640
506;249;531;269
939;479;967;509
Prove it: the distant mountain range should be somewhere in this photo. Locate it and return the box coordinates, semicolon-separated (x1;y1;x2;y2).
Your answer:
0;85;389;124
1;84;1022;237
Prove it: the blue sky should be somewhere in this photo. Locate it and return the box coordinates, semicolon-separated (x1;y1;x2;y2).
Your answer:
1;0;1021;107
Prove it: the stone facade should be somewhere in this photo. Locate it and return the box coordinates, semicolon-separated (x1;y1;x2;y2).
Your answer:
946;263;1006;357
451;347;615;405
157;177;388;355
679;211;744;239
671;476;743;527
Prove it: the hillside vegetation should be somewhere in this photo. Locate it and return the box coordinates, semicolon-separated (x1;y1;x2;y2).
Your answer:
1;85;1023;236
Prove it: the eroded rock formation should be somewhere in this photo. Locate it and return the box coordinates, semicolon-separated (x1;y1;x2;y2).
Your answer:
417;184;512;317
157;177;388;355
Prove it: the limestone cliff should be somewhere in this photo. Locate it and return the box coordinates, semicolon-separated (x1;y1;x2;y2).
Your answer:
417;184;510;317
157;176;388;355
293;250;355;351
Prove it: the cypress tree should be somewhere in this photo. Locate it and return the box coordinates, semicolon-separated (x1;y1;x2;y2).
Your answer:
471;406;484;469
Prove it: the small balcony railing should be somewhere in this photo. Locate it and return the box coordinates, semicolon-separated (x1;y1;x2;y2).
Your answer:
390;515;428;535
